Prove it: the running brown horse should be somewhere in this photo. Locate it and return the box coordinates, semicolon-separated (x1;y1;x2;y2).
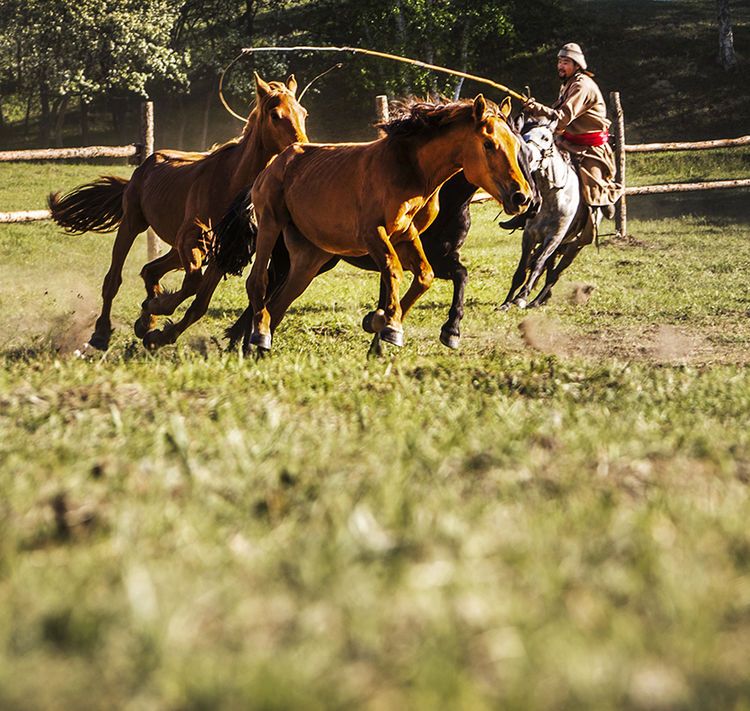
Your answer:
48;73;308;351
241;94;532;354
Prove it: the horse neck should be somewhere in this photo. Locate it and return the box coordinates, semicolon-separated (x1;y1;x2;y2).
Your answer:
410;125;470;195
228;116;275;194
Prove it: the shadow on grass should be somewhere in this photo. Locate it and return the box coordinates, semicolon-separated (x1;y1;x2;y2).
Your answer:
628;189;750;225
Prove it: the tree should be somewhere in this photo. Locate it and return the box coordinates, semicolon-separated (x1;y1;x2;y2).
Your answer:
717;0;737;70
2;0;188;145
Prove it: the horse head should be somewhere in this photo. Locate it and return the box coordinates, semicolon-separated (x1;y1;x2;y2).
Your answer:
462;95;533;216
253;72;309;153
520;118;570;189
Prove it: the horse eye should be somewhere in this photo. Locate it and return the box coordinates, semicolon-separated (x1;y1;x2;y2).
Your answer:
483;140;495;152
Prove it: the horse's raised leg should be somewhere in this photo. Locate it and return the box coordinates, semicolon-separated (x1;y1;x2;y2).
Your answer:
134;248;181;338
363;226;404;346
395;233;434;322
145;225;205;317
142;261;224;350
89;208;148;350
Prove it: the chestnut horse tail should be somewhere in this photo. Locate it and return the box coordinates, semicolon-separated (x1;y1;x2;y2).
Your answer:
47;176;128;234
210;189;258;276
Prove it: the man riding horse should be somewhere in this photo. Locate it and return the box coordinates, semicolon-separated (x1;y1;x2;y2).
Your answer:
504;42;621;229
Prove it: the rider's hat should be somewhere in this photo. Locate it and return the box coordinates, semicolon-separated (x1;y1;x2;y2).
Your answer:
558;43;587;71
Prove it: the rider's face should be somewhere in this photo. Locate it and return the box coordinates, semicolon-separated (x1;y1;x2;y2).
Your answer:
557;57;577;79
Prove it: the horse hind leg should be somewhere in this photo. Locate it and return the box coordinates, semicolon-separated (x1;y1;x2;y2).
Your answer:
89;209;148;350
254;228;331;354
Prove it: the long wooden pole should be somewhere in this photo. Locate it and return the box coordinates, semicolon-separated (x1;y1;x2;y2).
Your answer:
610;91;627;237
242;45;527;101
141;101;161;262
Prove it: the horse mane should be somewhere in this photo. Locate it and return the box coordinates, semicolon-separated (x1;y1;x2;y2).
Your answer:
377;96;501;138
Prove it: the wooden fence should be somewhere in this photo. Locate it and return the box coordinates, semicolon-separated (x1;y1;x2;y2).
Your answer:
610;91;750;237
0;101;161;260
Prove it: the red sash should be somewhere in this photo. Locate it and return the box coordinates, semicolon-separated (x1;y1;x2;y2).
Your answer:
562;130;610;147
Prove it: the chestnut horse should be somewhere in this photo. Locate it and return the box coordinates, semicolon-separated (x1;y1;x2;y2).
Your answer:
48;73;308;351
241;94;532;354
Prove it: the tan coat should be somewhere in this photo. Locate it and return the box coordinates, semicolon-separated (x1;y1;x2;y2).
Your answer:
529;72;621;206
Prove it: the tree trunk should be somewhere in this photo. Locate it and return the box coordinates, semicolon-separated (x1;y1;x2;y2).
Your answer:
177;95;186;150
243;0;257;41
80;98;89;144
23;92;32;138
201;81;213;150
53;95;69;147
39;82;51;144
717;0;737;70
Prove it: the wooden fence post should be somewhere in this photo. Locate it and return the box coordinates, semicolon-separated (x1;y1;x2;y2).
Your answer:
141;101;161;261
375;95;389;136
610;91;627;237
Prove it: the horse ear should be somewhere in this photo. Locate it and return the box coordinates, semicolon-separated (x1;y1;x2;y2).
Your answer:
499;96;512;118
286;74;298;96
254;72;271;99
472;94;487;123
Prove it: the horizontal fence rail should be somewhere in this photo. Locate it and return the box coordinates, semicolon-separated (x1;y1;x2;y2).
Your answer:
0;101;160;261
624;135;750;153
0;209;51;223
0;145;139;162
626;178;750;196
610;91;749;236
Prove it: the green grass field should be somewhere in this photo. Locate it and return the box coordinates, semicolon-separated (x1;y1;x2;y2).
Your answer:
1;159;750;709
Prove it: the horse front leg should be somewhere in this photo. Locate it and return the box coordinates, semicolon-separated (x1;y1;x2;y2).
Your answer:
142;261;224;351
363;226;404;347
436;255;467;350
499;230;534;311
145;225;205;318
528;216;596;308
513;227;568;309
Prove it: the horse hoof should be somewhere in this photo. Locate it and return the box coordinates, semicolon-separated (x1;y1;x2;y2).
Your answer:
439;331;461;350
133;316;153;339
379;325;404;347
362;309;386;334
515;298;527;310
87;333;110;351
250;331;272;351
497;302;512;312
142;331;161;351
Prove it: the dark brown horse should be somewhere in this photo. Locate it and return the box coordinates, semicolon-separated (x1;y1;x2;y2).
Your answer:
48;73;308;351
240;95;531;354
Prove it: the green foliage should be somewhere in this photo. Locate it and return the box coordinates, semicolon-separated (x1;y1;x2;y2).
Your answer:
2;0;188;101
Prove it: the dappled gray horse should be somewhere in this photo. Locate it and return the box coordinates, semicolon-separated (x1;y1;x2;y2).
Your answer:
500;118;598;310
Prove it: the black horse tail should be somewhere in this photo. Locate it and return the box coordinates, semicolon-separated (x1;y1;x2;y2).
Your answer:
209;189;257;277
47;176;128;234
